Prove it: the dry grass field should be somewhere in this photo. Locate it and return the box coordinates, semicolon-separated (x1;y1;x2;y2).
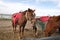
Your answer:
0;19;60;40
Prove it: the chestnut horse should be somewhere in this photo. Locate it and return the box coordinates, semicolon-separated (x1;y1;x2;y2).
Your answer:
44;16;60;37
12;8;37;38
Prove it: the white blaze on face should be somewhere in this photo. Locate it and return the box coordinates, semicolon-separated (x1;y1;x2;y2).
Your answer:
25;11;28;20
25;9;35;20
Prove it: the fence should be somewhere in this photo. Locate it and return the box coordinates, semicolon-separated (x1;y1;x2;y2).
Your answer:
0;14;12;19
0;14;40;20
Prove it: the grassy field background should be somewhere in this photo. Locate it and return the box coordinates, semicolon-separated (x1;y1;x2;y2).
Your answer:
0;19;60;40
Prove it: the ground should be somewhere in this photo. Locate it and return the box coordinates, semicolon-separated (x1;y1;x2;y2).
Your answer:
0;20;60;40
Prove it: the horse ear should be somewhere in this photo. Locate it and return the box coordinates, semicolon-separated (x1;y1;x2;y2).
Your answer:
28;8;30;11
28;8;30;10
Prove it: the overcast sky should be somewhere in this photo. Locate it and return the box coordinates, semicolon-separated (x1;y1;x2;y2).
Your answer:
0;0;60;16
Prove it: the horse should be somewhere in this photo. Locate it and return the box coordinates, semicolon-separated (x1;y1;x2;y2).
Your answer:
44;16;60;37
12;8;37;38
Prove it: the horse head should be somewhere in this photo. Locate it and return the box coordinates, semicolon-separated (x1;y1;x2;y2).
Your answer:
22;8;35;21
25;8;35;21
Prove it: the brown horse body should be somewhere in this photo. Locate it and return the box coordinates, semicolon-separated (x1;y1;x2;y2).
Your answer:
44;16;60;37
12;8;37;38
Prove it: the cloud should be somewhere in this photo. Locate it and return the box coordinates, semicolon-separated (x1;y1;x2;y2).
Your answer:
0;0;36;14
35;8;60;16
57;2;60;7
0;0;60;16
35;0;60;16
35;0;60;7
35;0;58;2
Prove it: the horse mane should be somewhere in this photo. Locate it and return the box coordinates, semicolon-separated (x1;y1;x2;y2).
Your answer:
20;10;27;15
28;8;33;12
20;8;34;15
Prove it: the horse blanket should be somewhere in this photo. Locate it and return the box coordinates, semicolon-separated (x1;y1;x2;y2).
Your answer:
12;12;22;25
36;16;50;30
40;16;50;22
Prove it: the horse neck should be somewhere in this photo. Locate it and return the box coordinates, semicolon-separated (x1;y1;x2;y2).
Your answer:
21;11;28;21
23;10;27;14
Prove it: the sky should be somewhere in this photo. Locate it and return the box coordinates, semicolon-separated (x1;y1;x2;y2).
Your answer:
0;0;60;16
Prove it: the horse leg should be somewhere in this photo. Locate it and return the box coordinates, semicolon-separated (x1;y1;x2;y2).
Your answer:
15;24;17;32
12;22;15;32
48;32;51;37
19;26;22;39
12;21;17;33
44;31;48;37
19;26;25;39
21;22;26;38
33;25;37;37
22;26;25;38
14;19;18;32
19;26;21;33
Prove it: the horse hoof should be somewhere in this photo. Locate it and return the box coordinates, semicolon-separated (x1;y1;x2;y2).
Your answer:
20;37;23;39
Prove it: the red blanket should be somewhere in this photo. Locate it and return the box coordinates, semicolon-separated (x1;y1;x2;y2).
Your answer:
12;12;22;25
40;16;50;22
